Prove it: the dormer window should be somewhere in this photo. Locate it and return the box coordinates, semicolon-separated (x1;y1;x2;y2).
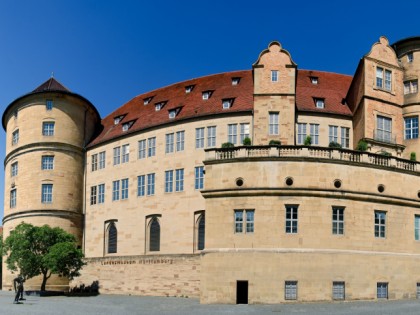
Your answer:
114;115;125;125
232;77;240;85
314;98;325;109
155;101;166;111
185;85;194;93
310;76;318;85
168;107;181;119
202;91;212;100
143;97;153;105
122;120;135;132
408;52;414;63
222;99;233;109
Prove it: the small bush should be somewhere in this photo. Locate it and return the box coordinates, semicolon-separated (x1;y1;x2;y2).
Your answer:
379;151;391;156
410;152;417;161
304;135;312;146
329;141;342;148
243;137;252;146
221;142;234;148
356;140;368;152
269;140;281;146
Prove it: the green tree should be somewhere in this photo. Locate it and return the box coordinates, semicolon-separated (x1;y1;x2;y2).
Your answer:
2;223;85;291
304;135;312;146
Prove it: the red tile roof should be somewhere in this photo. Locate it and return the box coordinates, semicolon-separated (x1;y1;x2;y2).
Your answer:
88;69;353;147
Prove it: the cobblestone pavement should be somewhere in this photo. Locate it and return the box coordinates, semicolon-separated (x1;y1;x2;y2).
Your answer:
1;291;420;315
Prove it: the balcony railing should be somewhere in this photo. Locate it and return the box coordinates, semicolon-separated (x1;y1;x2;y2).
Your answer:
373;130;396;144
205;145;419;173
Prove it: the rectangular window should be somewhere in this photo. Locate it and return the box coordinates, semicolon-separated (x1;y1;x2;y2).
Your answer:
91;154;98;171
285;281;298;300
46;99;53;110
417;283;420;299
404;80;418;95
340;127;350;148
99;151;106;169
98;184;105;204
121;178;129;200
12;129;19;145
271;70;278;82
375;211;386;238
122;144;130;163
332;207;344;235
112;180;120;201
310;124;319;145
297;123;307;145
148;137;156;157
196;127;204;149
285;205;298;233
240;123;250;144
269;112;279;135
315;98;325;108
376;67;383;88
415;215;420;241
227;124;237;144
90;186;97;205
376;67;392;91
329;125;338;144
376;116;392;143
207;126;216;148
377;282;388;299
42;122;55;136
165;170;173;193
385;69;392;91
195;166;204;190
408;52;414;63
138;140;146;159
234;210;254;233
137;175;145;197
41;184;53;203
175;168;184;192
147;173;155;196
10;189;16;208
113;147;121;165
42;156;54;170
11;162;18;177
176;131;185;151
165;133;174;154
332;281;345;300
405;116;419;139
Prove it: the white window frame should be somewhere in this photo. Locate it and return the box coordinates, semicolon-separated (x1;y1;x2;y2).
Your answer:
285;205;298;234
376;116;392;143
46;99;53;110
98;184;105;204
10;189;16;208
113;147;121;165
415;215;420;241
42;156;54;170
227;124;237;144
11;162;18;177
176;131;185;151
285;281;298;300
196;127;204;149
41;184;53;203
165;170;173;193
165;133;174;154
269;112;279;135
315;98;325;109
240;123;250;144
138;139;146;159
137;175;145;197
122;144;129;163
121;178;129;200
310;124;319;145
42;122;55;136
112;180;120;201
332;207;344;235
99;151;106;169
375;211;386;238
147;173;155;196
234;209;254;233
271;70;278;82
148;137;156;157
404;80;418;95
207;126;216;148
329;125;338;144
195;166;204;190
12;129;19;145
297;123;307;145
340;127;350;148
175;168;184;192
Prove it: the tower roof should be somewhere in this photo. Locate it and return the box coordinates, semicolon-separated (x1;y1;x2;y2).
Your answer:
32;77;71;93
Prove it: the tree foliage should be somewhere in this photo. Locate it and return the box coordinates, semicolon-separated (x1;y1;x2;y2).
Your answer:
2;223;85;291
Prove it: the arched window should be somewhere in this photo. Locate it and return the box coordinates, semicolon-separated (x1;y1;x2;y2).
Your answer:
197;214;205;250
149;218;160;252
107;222;117;254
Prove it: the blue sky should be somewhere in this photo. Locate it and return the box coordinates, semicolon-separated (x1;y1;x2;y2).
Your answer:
0;0;419;221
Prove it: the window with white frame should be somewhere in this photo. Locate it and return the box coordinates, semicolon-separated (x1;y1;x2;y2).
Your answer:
98;184;105;204
340;127;350;148
176;130;185;151
207;126;216;148
91;154;98;171
121;178;129;200
405;116;419;139
332;282;345;300
148;137;156;157
99;151;106;169
404;80;418;95
329;125;338;144
415;215;420;241
137;175;145;197
11;162;18;177
165;133;174;154
234;209;254;233
143;97;153;105
113;147;121;165
376;67;392;91
285;205;298;233
122;121;134;131
122;144;129;163
165;170;173;193
271;70;279;82
196;127;205;149
332;207;344;235
376;116;392;143
147;173;155;195
297;123;307;144
240;123;250;144
10;189;16;208
112;180;120;201
138;139;146;159
222;99;232;109
41;184;53;203
114;115;124;125
375;211;386;238
195;166;204;190
377;282;388;299
185;85;194;93
175;169;184;192
269;112;279;135
315;98;325;108
90;186;97;205
232;77;240;85
227;124;237;144
285;281;298;300
310;76;318;84
46;99;53;110
12;129;19;145
202;91;212;100
310;124;319;145
42;122;55;136
168;109;178;119
42;156;54;170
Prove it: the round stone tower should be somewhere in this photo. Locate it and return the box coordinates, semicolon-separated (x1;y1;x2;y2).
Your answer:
2;78;100;290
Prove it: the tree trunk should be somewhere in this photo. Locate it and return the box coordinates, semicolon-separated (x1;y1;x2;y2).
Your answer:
41;272;49;291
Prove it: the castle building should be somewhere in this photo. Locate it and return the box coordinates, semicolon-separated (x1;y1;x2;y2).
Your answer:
2;36;420;303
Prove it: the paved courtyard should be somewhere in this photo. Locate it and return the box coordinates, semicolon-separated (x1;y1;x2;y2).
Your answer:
1;291;420;315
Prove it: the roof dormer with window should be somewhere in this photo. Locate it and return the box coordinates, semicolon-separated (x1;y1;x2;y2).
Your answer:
143;96;154;105
222;99;233;109
155;101;167;111
122;120;135;132
114;115;126;125
168;107;182;119
202;91;213;100
185;85;195;93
